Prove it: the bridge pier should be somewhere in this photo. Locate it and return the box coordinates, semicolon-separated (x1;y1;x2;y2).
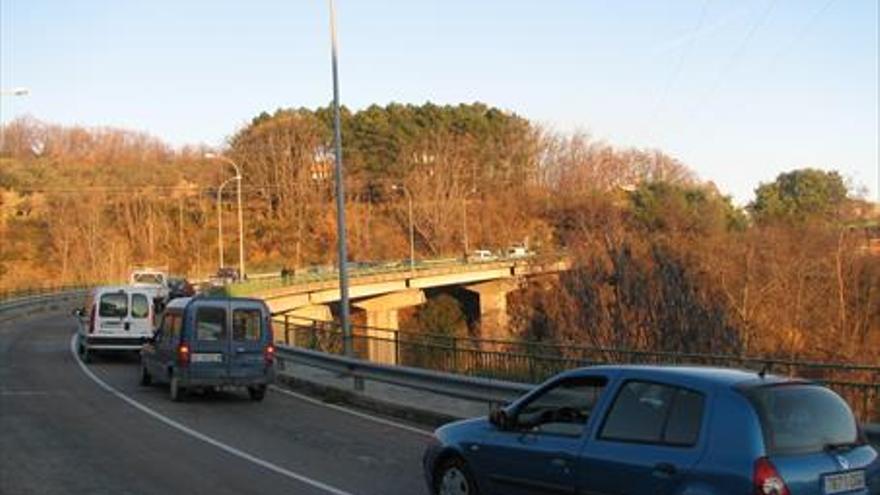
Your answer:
465;279;517;341
353;289;426;365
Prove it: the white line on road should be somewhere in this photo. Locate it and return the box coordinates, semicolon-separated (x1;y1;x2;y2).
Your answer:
268;385;433;438
69;334;354;495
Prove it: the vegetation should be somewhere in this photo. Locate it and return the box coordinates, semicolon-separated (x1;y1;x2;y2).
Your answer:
1;105;877;366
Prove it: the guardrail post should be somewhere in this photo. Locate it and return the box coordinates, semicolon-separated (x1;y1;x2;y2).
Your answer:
284;314;290;346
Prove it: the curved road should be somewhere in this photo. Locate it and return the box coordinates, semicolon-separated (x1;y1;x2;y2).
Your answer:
1;311;431;494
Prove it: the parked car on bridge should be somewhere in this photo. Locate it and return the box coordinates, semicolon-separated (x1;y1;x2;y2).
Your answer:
75;286;156;363
467;250;497;263
139;296;275;402
423;365;879;495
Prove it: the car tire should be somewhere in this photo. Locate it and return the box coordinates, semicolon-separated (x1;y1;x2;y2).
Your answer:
434;457;479;495
170;376;185;402
248;385;266;402
139;365;152;386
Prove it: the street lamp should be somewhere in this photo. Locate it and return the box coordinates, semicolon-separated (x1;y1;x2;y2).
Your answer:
392;184;415;271
216;176;237;269
206;153;245;280
461;188;477;256
328;0;353;357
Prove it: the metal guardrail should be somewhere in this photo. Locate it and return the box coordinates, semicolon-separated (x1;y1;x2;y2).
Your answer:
276;317;880;423
275;345;532;405
0;289;87;318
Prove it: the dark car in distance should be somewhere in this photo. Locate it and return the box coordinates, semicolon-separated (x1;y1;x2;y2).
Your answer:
139;296;275;402
166;277;195;300
423;365;880;495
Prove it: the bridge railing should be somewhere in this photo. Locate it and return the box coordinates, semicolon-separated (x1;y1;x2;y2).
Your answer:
274;316;880;422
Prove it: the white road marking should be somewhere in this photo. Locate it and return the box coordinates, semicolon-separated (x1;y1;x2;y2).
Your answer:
69;334;353;495
269;385;434;438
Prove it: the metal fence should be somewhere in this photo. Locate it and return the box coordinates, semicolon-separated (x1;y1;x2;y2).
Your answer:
0;284;93;303
275;316;880;422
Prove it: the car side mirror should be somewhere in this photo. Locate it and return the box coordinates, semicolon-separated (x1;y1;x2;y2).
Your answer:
489;404;512;431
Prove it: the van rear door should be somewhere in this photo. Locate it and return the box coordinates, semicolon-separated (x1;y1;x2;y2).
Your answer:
128;292;153;336
189;302;228;380
97;290;127;334
228;302;268;380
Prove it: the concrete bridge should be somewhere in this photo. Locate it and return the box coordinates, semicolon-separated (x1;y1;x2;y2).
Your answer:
244;258;570;361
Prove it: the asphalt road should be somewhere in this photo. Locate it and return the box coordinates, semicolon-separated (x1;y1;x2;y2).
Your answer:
0;312;431;495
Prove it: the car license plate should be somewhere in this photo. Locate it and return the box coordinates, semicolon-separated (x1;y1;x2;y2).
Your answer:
824;470;865;494
191;353;222;363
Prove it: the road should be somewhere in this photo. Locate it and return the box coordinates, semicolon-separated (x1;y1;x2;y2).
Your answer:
0;311;431;495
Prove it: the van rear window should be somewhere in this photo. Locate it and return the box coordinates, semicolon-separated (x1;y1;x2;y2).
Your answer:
195;307;227;341
748;384;858;455
233;309;262;341
134;273;163;285
99;293;128;318
131;294;150;318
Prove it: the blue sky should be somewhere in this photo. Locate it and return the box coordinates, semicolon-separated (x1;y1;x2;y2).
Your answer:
1;0;877;203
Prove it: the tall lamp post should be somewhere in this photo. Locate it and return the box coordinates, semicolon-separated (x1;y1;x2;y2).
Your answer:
392;184;415;271
216;176;236;269
206;153;245;280
461;188;477;256
328;0;353;357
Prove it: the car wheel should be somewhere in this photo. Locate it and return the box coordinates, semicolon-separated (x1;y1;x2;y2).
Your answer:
248;385;266;402
139;365;152;386
170;376;185;402
434;457;478;495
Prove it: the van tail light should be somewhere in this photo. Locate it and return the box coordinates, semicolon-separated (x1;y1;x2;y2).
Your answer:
88;306;96;334
177;343;191;366
264;344;275;365
754;457;790;495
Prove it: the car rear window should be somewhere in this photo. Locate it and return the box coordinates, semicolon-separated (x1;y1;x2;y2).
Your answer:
195;307;227;341
748;384;858;456
131;294;150;318
232;309;262;341
99;293;128;318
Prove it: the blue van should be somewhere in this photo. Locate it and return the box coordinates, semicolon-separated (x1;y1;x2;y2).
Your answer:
139;296;275;402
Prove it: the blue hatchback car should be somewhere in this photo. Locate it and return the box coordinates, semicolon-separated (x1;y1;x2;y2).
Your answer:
423;365;880;495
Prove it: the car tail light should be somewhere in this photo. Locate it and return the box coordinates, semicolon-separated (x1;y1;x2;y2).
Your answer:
264;344;275;364
177;343;191;365
88;306;96;334
754;457;790;495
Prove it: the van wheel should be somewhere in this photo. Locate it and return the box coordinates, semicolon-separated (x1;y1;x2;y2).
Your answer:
170;376;185;402
139;365;152;386
248;385;266;402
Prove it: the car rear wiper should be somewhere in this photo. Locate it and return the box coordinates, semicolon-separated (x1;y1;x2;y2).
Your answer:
823;441;861;452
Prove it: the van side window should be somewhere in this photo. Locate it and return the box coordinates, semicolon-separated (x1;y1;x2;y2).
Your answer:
131;294;150;319
99;293;128;318
169;313;183;340
196;307;227;341
232;309;262;341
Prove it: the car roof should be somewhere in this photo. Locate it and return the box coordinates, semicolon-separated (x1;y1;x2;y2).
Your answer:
564;364;801;389
164;296;267;311
91;285;153;295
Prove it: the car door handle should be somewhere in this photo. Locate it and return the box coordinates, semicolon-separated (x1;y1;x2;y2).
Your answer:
550;458;568;468
652;463;677;478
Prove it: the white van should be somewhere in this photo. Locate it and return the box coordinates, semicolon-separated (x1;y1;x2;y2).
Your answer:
75;286;155;363
130;269;169;303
